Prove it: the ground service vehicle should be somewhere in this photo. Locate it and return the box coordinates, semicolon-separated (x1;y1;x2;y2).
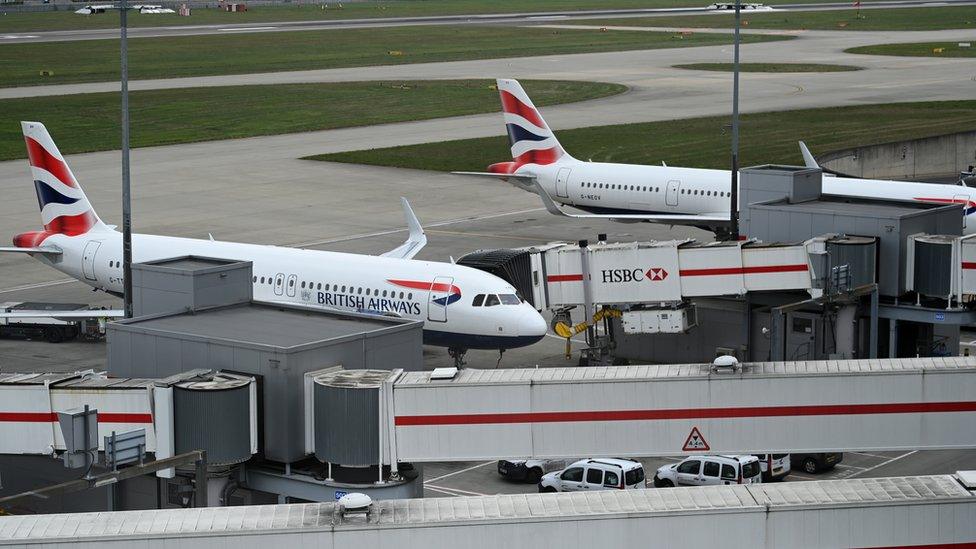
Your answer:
654;455;762;487
539;458;646;493
0;302;87;343
754;453;791;482
497;459;566;483
791;452;844;474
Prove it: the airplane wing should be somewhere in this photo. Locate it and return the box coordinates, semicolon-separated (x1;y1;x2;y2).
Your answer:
529;180;729;226
380;197;427;260
0;310;125;320
0;246;62;256
452;171;538;184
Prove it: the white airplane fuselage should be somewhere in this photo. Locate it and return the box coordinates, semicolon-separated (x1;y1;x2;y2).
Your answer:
36;230;548;350
526;159;976;232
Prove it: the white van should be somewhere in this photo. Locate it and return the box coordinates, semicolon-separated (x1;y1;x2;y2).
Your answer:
753;453;791;482
538;458;646;492
653;455;762;487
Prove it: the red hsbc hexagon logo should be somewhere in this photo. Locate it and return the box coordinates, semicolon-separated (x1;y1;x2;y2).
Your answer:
646;267;668;281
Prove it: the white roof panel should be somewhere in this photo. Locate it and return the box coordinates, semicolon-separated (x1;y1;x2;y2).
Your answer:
395;357;976;386
2;476;972;542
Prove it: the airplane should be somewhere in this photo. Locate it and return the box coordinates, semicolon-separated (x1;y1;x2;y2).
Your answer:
456;78;976;236
1;122;548;364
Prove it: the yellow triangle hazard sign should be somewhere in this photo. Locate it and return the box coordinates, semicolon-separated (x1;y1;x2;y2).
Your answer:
682;426;710;451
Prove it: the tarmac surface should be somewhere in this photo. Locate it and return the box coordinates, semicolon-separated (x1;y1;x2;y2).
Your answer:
0;19;973;496
3;0;973;44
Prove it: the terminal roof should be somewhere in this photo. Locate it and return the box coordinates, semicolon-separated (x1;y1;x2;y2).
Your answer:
115;302;417;350
0;476;969;541
395;357;976;385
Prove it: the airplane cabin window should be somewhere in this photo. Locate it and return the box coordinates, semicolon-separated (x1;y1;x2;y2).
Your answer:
252;276;257;282
472;294;485;307
408;293;413;300
484;294;501;307
499;294;520;305
399;292;404;299
317;283;322;290
301;281;306;289
341;286;346;292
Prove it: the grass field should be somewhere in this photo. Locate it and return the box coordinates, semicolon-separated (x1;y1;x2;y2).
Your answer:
583;6;976;31
0;25;787;88
846;41;976;57
0;0;858;33
0;79;624;161
308;101;976;172
673;63;861;72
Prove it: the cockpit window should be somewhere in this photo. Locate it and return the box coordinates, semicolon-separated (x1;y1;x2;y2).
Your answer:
472;294;485;307
499;294;521;305
484;294;500;307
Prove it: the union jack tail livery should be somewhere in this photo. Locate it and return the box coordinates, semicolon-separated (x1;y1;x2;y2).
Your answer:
16;121;108;248
490;78;571;175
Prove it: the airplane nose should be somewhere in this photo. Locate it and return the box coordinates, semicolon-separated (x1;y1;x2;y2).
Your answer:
518;308;548;339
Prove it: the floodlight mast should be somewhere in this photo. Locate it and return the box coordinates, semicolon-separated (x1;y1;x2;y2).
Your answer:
120;0;133;318
729;0;742;241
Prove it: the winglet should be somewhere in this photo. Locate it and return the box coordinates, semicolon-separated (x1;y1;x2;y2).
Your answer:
799;141;819;169
380;197;428;260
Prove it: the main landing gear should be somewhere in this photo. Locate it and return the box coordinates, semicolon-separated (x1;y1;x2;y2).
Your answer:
448;347;467;368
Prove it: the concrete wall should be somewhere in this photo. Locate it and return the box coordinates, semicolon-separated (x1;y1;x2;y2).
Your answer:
820;130;976;181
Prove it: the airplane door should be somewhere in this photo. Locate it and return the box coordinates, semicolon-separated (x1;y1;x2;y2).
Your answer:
666;180;680;207
82;240;101;281
954;194;970;228
427;276;454;323
286;274;298;297
555;167;571;198
273;273;285;296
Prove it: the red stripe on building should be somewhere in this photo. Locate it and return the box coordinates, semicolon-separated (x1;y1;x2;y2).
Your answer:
861;541;976;549
547;274;583;282
394;401;976;426
680;264;809;277
0;412;153;423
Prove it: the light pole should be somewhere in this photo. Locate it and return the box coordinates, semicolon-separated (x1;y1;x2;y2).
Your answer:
729;0;741;241
120;0;133;318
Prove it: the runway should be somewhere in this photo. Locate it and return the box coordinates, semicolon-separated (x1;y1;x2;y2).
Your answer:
2;0;974;44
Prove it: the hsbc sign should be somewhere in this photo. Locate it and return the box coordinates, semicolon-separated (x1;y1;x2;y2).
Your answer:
601;267;669;283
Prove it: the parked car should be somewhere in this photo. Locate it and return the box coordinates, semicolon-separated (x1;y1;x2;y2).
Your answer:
497;459;565;483
538;458;646;493
791;452;843;474
653;455;762;487
753;453;791;482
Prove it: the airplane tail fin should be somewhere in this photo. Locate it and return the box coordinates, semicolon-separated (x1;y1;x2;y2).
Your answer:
490;78;571;175
16;122;109;247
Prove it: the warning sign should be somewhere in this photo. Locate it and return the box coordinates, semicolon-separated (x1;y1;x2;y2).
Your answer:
682;426;710;451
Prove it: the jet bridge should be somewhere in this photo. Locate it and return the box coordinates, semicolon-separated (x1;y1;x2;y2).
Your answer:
386;357;976;463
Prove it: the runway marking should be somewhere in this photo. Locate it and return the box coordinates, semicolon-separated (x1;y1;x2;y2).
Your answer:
424;460;494;484
424;484;489;497
850;451;896;460
2;35;39;39
0;278;76;294
848;450;918;478
218;26;278;32
427;228;547;243
289;207;544;248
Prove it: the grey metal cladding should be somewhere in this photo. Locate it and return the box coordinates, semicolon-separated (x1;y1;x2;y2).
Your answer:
174;383;251;466
314;382;379;466
914;239;953;298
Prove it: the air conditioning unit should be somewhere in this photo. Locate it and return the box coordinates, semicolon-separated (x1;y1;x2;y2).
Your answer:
621;306;696;334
